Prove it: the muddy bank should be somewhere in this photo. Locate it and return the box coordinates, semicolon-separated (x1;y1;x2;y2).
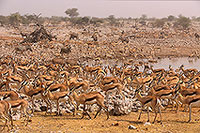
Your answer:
0;25;200;64
0;37;200;64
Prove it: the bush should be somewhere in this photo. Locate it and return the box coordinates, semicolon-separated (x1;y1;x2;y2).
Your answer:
9;12;22;26
70;17;90;25
153;19;165;28
173;15;191;29
0;15;9;26
90;17;104;25
167;15;176;21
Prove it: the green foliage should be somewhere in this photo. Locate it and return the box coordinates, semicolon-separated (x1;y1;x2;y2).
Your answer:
174;15;191;29
50;16;66;25
107;15;119;26
70;16;90;25
140;14;147;20
0;15;9;26
167;15;176;21
108;15;115;20
90;17;104;25
9;12;22;26
153;19;166;28
139;20;146;26
196;17;200;21
65;8;79;18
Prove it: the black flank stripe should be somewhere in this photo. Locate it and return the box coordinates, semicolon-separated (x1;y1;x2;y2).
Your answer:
59;94;68;99
32;91;41;96
85;96;96;102
189;98;200;105
107;86;116;91
144;98;153;105
185;92;196;97
75;84;82;89
104;81;112;85
160;92;172;97
51;88;59;92
12;103;21;108
3;94;10;100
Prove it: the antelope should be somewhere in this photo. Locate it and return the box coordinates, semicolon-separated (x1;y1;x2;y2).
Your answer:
150;66;165;74
148;88;178;112
99;82;126;99
69;80;90;93
6;75;23;83
0;100;13;131
95;74;118;86
178;85;200;97
19;81;48;112
174;92;200;122
84;66;102;79
14;65;30;72
43;87;73;115
39;75;54;81
101;76;118;85
0;91;21;100
70;90;109;120
179;65;198;78
194;33;199;41
7;99;31;125
69;32;79;40
48;83;68;92
0;81;9;90
6;75;23;90
134;87;162;124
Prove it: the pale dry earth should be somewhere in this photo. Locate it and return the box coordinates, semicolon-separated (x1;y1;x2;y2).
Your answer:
0;25;200;133
2;108;200;133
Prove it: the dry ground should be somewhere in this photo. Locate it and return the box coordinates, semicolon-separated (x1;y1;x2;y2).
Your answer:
2;108;200;133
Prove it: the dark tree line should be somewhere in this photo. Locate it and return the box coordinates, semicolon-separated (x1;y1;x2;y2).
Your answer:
0;9;199;29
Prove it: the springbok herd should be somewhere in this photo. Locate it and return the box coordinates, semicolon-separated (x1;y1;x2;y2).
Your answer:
0;55;200;131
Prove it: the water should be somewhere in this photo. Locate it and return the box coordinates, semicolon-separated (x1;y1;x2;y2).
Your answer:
152;57;200;70
85;57;200;71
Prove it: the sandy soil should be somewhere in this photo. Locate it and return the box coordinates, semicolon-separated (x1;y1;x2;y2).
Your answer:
0;26;200;133
3;108;200;133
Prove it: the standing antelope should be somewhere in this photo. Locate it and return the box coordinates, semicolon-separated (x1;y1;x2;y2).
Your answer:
43;88;73;115
7;99;31;126
0;91;20;100
175;92;200;122
70;90;109;120
134;87;162;124
99;82;126;99
0;100;13;131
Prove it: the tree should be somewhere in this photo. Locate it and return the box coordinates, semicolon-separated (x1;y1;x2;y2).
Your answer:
107;15;119;26
70;16;90;25
153;19;165;28
90;17;104;25
0;15;9;26
140;14;147;20
167;15;176;21
9;12;22;26
65;8;79;18
174;15;191;29
196;17;200;21
108;15;115;20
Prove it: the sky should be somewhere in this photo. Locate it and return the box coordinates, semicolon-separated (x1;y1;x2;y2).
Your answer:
0;0;200;18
